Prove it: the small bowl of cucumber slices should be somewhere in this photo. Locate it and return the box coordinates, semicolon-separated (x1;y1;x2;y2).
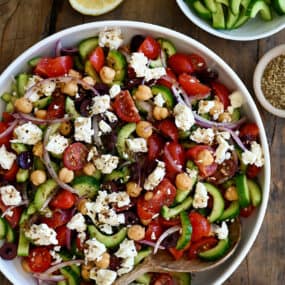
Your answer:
177;0;285;41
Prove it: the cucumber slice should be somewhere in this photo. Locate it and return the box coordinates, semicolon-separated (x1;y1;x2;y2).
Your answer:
226;9;240;29
1;92;13;103
106;50;127;83
246;0;272;21
79;37;99;60
176;211;192;250
171;272;192;285
151;85;175;108
33;96;52;109
212;2;226;29
65;97;80;119
28;57;41;68
134;247;152;265
17;229;30;256
192;1;212;21
71;176;99;198
273;0;285;14
230;0;241;15
116;123;136;159
204;183;225;222
16;168;29;183
149;56;164;68
247;179;262;207
103;167;130;183
218;201;240;221
161;196;193;219
198;238;230;261
17;73;30;97
73;55;84;72
216;0;229;6
60;267;80;285
157;38;177;58
0;217;7;239
235;174;251;208
204;0;217;13
6;222;16;243
5;102;14;113
11;143;28;154
241;0;251;8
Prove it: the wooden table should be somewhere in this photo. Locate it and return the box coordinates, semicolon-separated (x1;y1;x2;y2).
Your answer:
0;0;284;284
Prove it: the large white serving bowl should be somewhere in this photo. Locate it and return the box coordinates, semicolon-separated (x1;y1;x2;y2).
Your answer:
177;0;285;41
0;21;270;285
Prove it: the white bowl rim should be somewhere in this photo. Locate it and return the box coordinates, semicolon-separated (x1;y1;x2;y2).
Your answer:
176;0;285;41
253;44;285;117
0;20;271;285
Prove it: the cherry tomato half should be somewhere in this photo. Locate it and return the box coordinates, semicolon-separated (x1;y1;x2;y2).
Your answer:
89;46;105;72
34;56;73;78
168;53;194;75
211;81;230;109
25;247;52;273
246;164;262;179
0;122;13;147
3;162;19;182
189;212;211;242
56;225;70;247
138;36;160;60
147;133;165;161
63;142;88;171
41;209;71;229
157;68;177;88
46;94;65;120
157;119;179;141
188;53;207;72
0;198;22;228
239;123;259;143
145;219;163;241
240;205;255;217
188;237;218;259
50;189;77;210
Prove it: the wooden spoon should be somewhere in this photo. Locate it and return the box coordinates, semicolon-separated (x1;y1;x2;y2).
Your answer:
114;219;241;285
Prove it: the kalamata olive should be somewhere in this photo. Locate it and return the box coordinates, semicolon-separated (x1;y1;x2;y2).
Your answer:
127;67;136;79
197;68;219;84
161;232;180;248
109;255;122;271
124;211;139;225
0;242;17;260
85;216;94;225
101;181;118;192
123;78;144;90
130;35;145;52
79;98;92;117
94;83;110;95
101;132;117;154
17;151;33;169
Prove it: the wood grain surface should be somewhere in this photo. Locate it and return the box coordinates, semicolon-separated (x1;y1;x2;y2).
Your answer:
0;0;284;284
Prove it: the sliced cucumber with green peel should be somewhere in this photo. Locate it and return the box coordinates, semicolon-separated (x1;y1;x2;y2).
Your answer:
28;57;41;68
60;267;80;285
0;217;7;239
212;2;226;29
192;1;212;20
11;143;28;154
235;174;251;208
103;167;130;183
65;97;80;119
17;73;30;97
17;229;30;256
161;196;193;219
151;85;175;108
71;175;99;198
273;0;285;14
157;38;177;58
116;123;136;158
134;247;152;265
198;238;230;261
6;222;16;243
16;168;29;183
1;92;13;103
247;179;262;207
226;9;240;29
34;96;52;109
218;201;240;221
230;0;242;15
79;37;99;60
106;50;127;83
176;211;192;250
204;0;217;13
246;0;272;21
217;0;229;6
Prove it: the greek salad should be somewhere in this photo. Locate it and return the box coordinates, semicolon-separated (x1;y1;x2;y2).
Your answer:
0;27;264;285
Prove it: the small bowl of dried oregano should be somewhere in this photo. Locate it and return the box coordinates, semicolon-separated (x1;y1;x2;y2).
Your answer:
253;44;285;118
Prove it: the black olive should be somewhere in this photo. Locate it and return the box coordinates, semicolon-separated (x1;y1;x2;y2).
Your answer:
124;211;139;225
130;35;145;52
94;83;110;95
17;151;33;169
197;68;219;84
0;242;17;260
109;255;122;270
161;232;180;248
123;78;144;90
79;98;92;117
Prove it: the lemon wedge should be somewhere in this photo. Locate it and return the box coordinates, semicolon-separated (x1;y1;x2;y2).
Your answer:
69;0;123;16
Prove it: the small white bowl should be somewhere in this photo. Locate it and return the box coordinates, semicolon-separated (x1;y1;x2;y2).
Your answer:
253;44;285;117
176;0;285;41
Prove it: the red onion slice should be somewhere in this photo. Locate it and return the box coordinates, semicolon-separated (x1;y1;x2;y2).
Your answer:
12;113;69;125
61;47;78;55
33;273;66;282
44;259;84;275
154;226;181;254
138;240;165;250
0;119;18;139
55;40;62;57
221;127;248;152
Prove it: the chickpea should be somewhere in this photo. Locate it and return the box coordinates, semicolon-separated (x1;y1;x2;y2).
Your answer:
81;263;92;281
209;100;224;117
196;149;214;166
83;163;96;176
144;191;153;201
35;109;47;119
83;76;95;86
218;112;232;123
141;218;152;226
134;85;153;101
68;69;82;79
153;106;169;120
126;182;142;198
21;259;31;273
30;170;47;186
99;66;116;84
175;172;194;191
77;198;88;215
59;121;72;136
127;225;145;241
14;97;33;114
225;186;239;201
95;252;110;269
136;121;153;139
32;142;43;157
59;167;74;183
61;80;78;96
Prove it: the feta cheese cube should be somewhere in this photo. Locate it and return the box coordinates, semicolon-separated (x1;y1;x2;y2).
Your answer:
40;80;56;96
25;223;58;246
193;182;209;209
144;160;166;191
108;191;130;208
215;136;233;164
154;93;165;107
242;141;264;167
74;117;93;144
126;138;148;153
99;120;112;134
84;238;106;262
0;145;16;170
198;100;215;114
190;127;215;145
67;213;86;233
87;146;99;161
212;222;229;240
98;224;113;235
90;269;117;285
98;208;125;226
145;67;166;82
78;232;86;244
25;75;42;91
174;103;195;131
115;239;137;259
117;256;135;276
105;111;118;123
11;122;42;145
46;134;69;155
99;27;123;50
109;84;121;98
229;91;244;109
91;95;110;115
94;154;119;174
0;185;22;206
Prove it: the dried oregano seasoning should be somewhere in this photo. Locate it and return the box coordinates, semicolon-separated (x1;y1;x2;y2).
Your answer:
261;54;285;109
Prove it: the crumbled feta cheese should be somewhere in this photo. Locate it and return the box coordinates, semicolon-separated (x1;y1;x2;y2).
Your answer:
46;133;69;155
109;84;121;98
212;222;229;240
24;76;43;102
90;269;117;285
86;191;109;216
145;67;166;82
242;141;264;167
0;185;22;206
115;239;137;259
108;191;130;208
25;75;42;90
67;213;86;233
153;93;165;107
215;136;233;164
98;224;113;235
198;100;215;114
25;223;58;246
94;154;119;174
193;182;209;209
0;145;16;170
40;80;56;96
117;256;135;276
98;208;125;226
84;238;106;262
99;27;123;50
105;111;118;123
12;122;42;145
87;146;99;162
50;249;62;265
215;130;231;141
74;117;93;144
91;95;110;115
99;120;112;134
174;103;194;131
144;160;166;191
229;91;243;110
190;127;215;145
78;232;86;244
126;138;148;153
186;168;198;180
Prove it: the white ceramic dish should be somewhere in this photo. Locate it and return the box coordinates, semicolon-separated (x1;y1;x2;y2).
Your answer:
253;44;285;117
176;0;285;41
0;21;270;285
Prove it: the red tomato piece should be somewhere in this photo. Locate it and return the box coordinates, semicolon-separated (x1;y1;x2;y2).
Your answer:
50;190;77;210
0;122;13;147
211;81;230;108
46;94;65;119
159;216;180;228
138;36;160;59
178;73;211;98
41;210;71;229
168;241;191;260
157;68;177;88
89;46;105;72
0;198;22;228
189;212;211;242
2;112;14;123
246;164;262;179
63;142;88;171
3;162;19;182
240;205;255;217
186;145;217;178
112;90;140;123
145;219;163;241
157;119;179;141
34;56;73;78
188;54;207;72
76;234;85;251
168;53;194;75
25;247;52;273
147;133;164;161
239;123;259;143
56;225;70;247
188;237;218;259
152;273;174;285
